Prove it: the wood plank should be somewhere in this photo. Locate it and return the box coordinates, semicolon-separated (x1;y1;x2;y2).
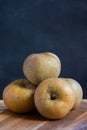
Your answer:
0;100;87;130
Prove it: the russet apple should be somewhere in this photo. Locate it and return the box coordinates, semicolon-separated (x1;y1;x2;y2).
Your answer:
34;78;75;119
3;79;36;113
61;78;83;109
23;52;61;85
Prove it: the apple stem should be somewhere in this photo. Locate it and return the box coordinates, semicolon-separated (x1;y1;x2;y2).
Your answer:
51;93;56;100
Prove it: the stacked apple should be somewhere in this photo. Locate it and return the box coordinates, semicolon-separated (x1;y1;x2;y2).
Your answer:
3;52;83;119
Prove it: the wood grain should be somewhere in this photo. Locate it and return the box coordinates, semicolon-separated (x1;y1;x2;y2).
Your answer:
0;100;87;130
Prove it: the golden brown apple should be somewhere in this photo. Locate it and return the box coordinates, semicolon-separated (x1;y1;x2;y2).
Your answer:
23;52;61;85
34;78;75;119
3;79;36;113
61;78;83;109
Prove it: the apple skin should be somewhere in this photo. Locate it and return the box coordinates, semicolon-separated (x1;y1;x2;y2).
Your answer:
61;78;83;109
3;79;36;113
34;78;75;119
23;52;61;85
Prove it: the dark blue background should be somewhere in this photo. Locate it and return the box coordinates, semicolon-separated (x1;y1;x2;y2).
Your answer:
0;0;87;99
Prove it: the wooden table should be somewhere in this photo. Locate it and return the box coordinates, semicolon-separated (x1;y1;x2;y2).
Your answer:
0;100;87;130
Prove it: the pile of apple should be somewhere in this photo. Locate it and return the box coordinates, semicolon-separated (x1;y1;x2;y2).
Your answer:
3;52;83;119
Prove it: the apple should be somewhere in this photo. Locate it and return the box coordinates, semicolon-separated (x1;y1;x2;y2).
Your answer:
3;79;36;113
34;78;75;119
23;52;61;85
61;78;83;109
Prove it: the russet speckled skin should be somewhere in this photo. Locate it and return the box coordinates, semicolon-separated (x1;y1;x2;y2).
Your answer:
23;52;61;85
61;78;83;109
3;79;36;113
34;78;75;119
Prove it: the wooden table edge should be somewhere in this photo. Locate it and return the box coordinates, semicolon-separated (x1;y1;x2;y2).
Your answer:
0;99;87;130
82;99;87;102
